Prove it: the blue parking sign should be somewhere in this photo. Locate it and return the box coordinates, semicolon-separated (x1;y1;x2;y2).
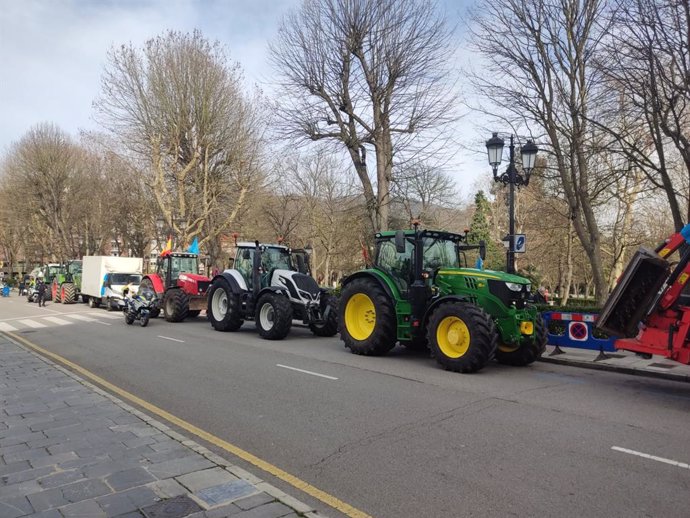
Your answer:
515;234;526;253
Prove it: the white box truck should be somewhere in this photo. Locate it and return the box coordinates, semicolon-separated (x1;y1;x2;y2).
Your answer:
81;256;143;311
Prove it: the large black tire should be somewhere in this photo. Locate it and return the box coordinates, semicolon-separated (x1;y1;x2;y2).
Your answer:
255;292;292;340
62;283;76;304
187;310;201;319
82;295;90;304
207;279;243;331
309;295;338;337
427;302;496;373
164;289;189;322
140;314;150;327
495;314;548;366
125;310;135;325
53;285;61;303
338;278;397;356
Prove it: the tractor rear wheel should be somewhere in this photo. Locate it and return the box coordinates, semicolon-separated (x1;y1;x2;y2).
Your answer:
428;302;496;373
309;295;338;337
207;279;243;331
255;292;292;340
62;283;76;304
53;284;61;303
164;289;189;322
495;315;547;366
339;278;397;356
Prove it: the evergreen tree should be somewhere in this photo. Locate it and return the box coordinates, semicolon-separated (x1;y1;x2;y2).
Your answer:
467;191;505;271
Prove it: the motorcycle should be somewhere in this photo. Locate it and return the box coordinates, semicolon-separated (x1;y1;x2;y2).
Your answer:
123;290;158;327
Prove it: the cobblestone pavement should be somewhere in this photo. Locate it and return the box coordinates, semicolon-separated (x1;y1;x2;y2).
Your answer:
0;335;324;518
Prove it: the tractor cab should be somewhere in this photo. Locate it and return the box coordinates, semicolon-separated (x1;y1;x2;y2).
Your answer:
158;253;200;288
233;243;293;290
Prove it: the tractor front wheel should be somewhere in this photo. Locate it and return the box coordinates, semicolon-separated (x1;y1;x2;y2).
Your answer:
255;292;292;340
428;302;496;373
309;295;338;337
53;284;61;303
164;289;189;322
339;278;396;356
495;315;547;366
207;279;243;331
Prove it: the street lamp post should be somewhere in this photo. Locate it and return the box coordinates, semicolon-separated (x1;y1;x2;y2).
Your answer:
485;133;538;274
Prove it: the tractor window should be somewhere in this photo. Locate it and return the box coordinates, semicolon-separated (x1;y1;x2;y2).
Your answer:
261;248;292;272
234;248;254;288
423;238;459;270
376;238;413;294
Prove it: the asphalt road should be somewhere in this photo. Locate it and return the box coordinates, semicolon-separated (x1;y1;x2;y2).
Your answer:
2;295;690;517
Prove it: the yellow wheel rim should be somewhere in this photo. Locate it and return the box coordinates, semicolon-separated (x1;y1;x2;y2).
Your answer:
498;343;520;353
436;316;471;358
345;293;376;341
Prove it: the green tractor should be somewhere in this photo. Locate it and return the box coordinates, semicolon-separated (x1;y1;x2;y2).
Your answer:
51;260;82;304
338;226;547;373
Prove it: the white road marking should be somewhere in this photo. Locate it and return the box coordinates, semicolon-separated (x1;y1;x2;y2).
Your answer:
276;364;338;380
157;335;185;343
42;317;72;326
18;319;47;329
612;446;690;470
0;322;18;332
98;313;126;319
93;320;112;326
65;314;97;322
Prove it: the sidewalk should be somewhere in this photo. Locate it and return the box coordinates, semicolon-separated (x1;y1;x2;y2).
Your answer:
0;335;323;518
539;345;690;383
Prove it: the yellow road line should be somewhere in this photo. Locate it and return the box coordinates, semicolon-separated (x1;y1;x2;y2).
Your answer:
5;331;372;518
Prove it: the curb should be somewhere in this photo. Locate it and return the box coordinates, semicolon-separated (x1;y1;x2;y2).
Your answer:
538;355;690;384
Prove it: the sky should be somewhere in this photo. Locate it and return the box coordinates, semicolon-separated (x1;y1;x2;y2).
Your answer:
0;0;491;194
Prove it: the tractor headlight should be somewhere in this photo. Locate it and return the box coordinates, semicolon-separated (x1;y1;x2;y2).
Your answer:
505;282;524;292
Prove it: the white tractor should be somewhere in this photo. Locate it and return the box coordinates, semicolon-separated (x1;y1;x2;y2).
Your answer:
207;241;338;340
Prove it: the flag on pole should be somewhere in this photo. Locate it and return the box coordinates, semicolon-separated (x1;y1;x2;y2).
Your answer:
160;237;172;257
187;237;199;255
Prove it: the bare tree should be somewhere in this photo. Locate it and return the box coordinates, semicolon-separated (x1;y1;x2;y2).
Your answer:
595;0;690;229
94;30;263;254
468;0;615;303
1;123;97;262
391;162;457;227
269;0;458;232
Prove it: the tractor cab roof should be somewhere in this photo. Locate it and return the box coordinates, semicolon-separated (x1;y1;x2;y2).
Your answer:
235;242;289;250
375;229;466;242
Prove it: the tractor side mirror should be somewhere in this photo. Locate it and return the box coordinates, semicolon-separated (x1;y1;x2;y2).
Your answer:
395;230;406;254
479;240;486;261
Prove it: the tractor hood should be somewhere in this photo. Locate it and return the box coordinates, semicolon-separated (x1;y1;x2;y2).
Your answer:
178;273;210;283
437;268;530;285
436;268;532;308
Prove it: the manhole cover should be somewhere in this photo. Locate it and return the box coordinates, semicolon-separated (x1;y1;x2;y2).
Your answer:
141;496;202;518
648;363;676;369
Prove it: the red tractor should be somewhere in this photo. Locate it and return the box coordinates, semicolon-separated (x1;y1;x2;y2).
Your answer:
597;223;690;364
140;252;211;322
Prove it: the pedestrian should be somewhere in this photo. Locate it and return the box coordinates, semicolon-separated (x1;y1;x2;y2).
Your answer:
37;278;48;307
